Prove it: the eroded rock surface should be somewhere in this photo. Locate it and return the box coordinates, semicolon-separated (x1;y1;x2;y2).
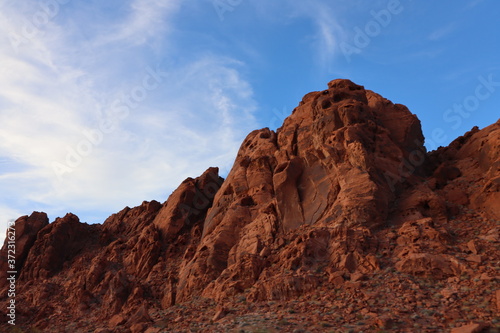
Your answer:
1;80;498;332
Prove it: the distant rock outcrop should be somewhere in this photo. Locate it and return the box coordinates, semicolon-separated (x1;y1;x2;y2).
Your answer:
1;80;499;332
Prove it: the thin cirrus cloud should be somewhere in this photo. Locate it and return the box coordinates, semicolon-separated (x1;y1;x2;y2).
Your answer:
252;0;347;71
90;0;180;47
0;0;258;244
313;9;345;71
428;23;457;41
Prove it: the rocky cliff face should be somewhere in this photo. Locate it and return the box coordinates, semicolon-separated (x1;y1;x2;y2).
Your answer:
1;79;499;332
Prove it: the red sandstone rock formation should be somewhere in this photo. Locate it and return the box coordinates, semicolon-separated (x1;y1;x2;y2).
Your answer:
1;80;498;332
0;212;48;290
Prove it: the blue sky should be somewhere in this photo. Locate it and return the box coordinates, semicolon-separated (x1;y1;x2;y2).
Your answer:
1;0;499;241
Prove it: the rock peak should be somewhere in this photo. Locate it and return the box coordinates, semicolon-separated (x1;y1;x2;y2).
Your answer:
327;78;364;90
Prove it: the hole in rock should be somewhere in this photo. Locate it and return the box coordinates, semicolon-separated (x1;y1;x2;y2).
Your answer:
240;196;255;207
321;99;331;109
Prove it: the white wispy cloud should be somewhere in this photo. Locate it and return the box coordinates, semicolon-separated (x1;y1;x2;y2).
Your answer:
428;23;456;41
252;0;347;71
0;0;258;229
313;7;345;71
92;0;180;47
